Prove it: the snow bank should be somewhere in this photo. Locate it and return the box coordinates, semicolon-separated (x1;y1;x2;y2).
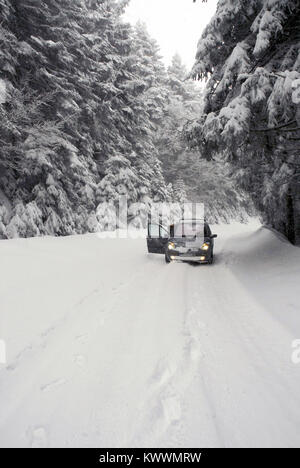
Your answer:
221;222;300;333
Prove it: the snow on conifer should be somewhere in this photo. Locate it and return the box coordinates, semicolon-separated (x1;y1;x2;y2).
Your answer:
188;0;300;244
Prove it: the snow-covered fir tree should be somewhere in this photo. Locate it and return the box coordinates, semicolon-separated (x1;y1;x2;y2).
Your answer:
156;52;252;221
157;54;202;184
188;0;300;244
0;0;171;237
95;20;172;228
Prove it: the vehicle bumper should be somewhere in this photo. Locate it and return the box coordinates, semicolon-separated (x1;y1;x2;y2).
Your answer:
170;253;209;263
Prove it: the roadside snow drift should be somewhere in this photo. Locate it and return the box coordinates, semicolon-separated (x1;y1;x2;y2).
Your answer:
0;220;300;448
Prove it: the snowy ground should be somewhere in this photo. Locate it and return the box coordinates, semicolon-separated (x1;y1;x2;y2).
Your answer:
0;220;300;448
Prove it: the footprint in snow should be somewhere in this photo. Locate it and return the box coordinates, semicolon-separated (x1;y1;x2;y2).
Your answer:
112;282;125;293
149;359;176;388
197;320;206;329
6;362;17;372
75;334;88;344
28;427;48;448
41;378;66;393
98;318;106;327
41;325;56;338
162;396;182;425
74;354;86;368
189;339;203;361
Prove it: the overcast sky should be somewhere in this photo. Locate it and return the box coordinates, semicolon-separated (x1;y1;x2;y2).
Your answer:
124;0;218;70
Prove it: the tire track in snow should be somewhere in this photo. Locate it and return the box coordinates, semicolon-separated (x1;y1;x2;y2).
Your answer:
183;259;300;447
128;262;203;447
130;262;225;448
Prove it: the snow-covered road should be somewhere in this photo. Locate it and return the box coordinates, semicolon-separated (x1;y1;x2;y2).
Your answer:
0;221;300;448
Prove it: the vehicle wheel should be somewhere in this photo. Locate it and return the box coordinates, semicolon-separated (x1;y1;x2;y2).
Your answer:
208;251;214;264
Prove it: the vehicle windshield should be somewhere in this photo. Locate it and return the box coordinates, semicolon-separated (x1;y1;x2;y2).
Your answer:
174;222;204;238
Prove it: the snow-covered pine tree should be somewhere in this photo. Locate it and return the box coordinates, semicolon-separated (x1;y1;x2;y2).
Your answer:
96;20;171;228
0;0;172;237
173;178;188;204
0;0;21;196
156;51;253;222
157;54;203;184
127;21;171;205
0;0;103;236
188;0;300;244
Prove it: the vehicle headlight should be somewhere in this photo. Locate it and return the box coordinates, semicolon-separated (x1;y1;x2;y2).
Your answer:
201;242;210;251
168;242;176;250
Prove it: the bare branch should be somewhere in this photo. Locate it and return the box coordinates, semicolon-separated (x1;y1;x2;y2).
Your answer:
251;120;297;133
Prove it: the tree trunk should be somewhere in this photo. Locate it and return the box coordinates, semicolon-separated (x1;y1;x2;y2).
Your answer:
292;183;300;246
286;187;295;244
